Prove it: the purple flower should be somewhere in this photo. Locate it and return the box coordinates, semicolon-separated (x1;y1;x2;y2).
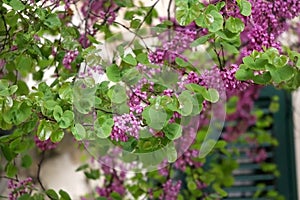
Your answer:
110;113;141;142
8;177;33;200
160;179;181;200
34;136;58;151
62;50;79;70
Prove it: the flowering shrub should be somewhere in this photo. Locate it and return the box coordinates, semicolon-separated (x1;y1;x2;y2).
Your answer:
0;0;299;199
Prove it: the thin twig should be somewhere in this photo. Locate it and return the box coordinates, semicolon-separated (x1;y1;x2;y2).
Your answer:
127;0;160;47
167;0;172;22
37;151;46;192
213;40;223;69
220;44;225;68
113;21;150;51
36;152;55;199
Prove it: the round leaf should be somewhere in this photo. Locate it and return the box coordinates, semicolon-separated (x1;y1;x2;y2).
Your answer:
106;64;121;82
123;54;137;66
178;91;193;116
163;123;182;140
71;123;86;140
225;17;245;33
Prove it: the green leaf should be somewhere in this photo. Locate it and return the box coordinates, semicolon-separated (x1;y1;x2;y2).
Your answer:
44;14;62;29
84;47;102;66
84;169;100;180
221;41;239;54
110;84;127;104
142;105;168;130
196;8;223;32
203;88;219;103
123;54;137;66
71;123;86;140
239;0;252;16
18;194;31;200
53;105;63;122
267;65;281;83
59;110;74;129
14;102;31;125
252;72;271;84
46;189;59;200
94;118;113;138
277;65;294;81
122;68;142;85
44;100;58;110
191;34;212;47
273;55;289;68
206;10;224;32
130;19;141;29
235;68;253;80
59;190;71;200
175;57;189;67
87;35;100;44
114;0;134;7
9;0;25;11
73;78;96;114
75;164;89;172
106;64;121;82
37;120;52;141
50;130;64;143
0;79;10;96
1;144;15;161
176;0;202;26
225;17;245;33
58;84;73;101
21;154;32;168
178;91;194;116
136;53;149;64
16;80;29;95
9;85;18;95
6;11;18;27
187;180;197;190
166;142;177;163
10;138;28;153
6;162;17;178
190;94;203;116
213;184;228;197
163;123;182;140
16;55;33;75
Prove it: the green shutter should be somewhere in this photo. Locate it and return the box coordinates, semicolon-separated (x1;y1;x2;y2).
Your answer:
224;86;297;199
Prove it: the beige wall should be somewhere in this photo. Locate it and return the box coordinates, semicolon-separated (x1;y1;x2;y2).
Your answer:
293;90;300;198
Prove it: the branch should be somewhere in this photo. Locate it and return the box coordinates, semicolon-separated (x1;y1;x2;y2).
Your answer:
128;0;160;47
113;21;150;51
37;151;46;192
167;0;173;21
37;151;55;200
0;13;10;53
213;40;223;69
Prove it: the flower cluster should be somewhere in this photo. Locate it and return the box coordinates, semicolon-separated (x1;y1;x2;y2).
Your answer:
95;166;126;199
7;177;33;200
62;50;79;70
34;136;58;151
81;0;118;26
222;85;261;141
110;113;141;142
129;87;148;114
241;0;300;55
180;65;249;96
174;149;202;171
159;179;182;200
201;65;249;95
149;21;198;64
247;148;268;163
